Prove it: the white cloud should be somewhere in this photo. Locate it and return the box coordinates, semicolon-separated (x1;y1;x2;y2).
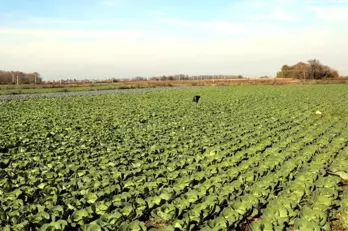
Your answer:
149;11;166;16
245;1;266;7
245;8;300;21
2;25;348;79
153;17;195;27
307;6;348;21
202;21;247;31
153;17;279;35
0;11;24;18
2;0;348;79
263;9;300;21
226;1;300;23
329;0;348;3
10;16;133;28
0;28;143;40
99;0;118;7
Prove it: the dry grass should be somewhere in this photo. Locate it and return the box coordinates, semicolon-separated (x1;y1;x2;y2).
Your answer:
2;78;348;95
114;78;348;87
119;78;299;87
331;220;348;231
144;219;168;228
330;180;348;231
244;217;262;231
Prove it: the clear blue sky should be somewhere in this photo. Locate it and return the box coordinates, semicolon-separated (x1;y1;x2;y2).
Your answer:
1;0;348;80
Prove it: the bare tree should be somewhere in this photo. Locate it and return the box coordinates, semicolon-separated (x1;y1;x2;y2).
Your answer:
277;59;339;80
0;70;43;84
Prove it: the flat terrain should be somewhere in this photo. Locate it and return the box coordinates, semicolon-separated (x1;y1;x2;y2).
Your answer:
1;85;348;231
2;78;348;96
0;87;189;101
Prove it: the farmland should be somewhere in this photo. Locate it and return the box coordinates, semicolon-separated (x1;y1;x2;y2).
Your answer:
2;78;348;96
1;85;348;231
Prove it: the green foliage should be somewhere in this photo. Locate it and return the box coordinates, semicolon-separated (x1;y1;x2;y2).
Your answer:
1;85;348;230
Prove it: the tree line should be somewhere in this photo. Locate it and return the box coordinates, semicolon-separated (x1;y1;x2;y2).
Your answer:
1;59;340;85
277;59;339;79
132;74;245;81
0;70;42;84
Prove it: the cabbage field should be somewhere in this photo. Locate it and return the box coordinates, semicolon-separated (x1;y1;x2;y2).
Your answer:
1;85;348;231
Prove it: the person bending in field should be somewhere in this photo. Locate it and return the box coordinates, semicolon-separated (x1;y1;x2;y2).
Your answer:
193;96;200;103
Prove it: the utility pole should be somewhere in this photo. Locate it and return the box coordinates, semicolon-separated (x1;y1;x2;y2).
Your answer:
17;76;19;86
35;73;37;85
